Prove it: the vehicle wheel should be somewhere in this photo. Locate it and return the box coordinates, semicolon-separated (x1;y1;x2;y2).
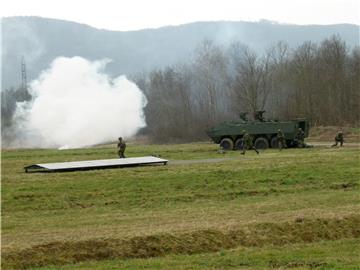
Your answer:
255;137;269;149
220;138;234;151
270;137;278;148
234;138;244;150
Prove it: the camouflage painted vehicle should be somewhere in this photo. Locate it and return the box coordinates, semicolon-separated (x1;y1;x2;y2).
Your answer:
206;111;310;150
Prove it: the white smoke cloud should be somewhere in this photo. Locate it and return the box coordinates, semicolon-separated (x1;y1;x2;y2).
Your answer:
13;56;147;149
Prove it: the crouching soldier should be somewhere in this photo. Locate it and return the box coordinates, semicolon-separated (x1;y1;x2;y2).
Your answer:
331;130;344;147
117;137;126;158
295;128;305;148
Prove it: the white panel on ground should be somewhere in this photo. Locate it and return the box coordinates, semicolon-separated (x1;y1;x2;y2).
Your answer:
24;156;168;172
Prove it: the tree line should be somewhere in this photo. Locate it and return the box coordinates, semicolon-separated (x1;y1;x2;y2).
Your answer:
2;35;359;144
134;36;359;143
1;86;31;129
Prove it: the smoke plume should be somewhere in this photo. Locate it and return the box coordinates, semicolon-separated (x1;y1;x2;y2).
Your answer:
13;56;147;149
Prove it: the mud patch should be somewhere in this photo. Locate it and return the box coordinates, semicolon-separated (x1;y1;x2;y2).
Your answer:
330;182;358;190
269;260;329;268
2;215;360;269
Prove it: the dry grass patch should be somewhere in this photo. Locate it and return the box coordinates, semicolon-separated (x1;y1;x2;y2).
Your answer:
2;215;359;269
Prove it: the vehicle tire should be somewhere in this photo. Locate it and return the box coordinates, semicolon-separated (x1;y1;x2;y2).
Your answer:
270;137;278;148
220;138;234;151
234;138;244;150
255;137;269;149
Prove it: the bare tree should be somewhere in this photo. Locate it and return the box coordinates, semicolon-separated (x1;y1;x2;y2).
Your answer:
228;42;273;116
287;41;319;123
347;46;360;124
141;65;196;142
192;40;230;128
317;36;348;124
266;41;290;119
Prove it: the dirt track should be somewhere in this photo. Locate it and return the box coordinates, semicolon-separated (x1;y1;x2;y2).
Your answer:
169;142;359;165
309;141;360;147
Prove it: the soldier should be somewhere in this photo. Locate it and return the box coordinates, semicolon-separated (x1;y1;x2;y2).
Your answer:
254;110;265;122
241;130;259;155
277;129;286;150
117;137;126;158
239;112;248;122
331;130;344;147
295;128;305;148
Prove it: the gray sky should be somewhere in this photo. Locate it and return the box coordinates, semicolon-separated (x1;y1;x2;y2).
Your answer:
1;0;359;31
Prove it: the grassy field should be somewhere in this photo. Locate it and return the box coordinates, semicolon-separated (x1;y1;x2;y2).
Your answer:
1;142;360;269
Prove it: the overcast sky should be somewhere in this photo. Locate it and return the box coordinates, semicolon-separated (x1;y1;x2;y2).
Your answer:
1;0;359;31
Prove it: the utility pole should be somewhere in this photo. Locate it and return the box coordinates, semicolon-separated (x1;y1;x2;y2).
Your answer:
20;56;31;101
21;56;27;91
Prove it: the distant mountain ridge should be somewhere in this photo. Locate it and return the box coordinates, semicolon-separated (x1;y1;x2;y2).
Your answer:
1;16;359;90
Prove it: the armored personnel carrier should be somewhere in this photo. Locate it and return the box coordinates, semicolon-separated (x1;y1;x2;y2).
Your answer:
206;111;309;150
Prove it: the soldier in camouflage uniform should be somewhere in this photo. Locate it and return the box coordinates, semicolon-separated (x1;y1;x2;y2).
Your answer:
295;128;305;148
277;129;286;150
331;130;344;147
117;137;126;158
241;130;259;155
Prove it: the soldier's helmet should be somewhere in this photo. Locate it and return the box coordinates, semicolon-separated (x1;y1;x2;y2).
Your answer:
298;128;302;131
119;137;123;141
278;129;281;132
242;129;246;134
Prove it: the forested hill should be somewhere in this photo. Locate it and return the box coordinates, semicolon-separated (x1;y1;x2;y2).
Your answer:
1;16;359;90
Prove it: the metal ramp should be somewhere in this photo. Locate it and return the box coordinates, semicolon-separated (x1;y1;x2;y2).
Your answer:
24;156;168;173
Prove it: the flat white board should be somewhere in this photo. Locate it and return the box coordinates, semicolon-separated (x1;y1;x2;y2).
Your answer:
25;156;168;172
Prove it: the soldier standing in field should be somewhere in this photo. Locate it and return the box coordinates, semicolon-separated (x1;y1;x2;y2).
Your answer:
241;130;259;155
295;128;305;148
277;129;287;150
117;137;126;158
331;130;344;147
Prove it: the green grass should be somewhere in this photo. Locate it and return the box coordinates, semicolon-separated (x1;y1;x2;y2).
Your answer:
2;143;360;269
34;239;360;270
350;127;360;134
